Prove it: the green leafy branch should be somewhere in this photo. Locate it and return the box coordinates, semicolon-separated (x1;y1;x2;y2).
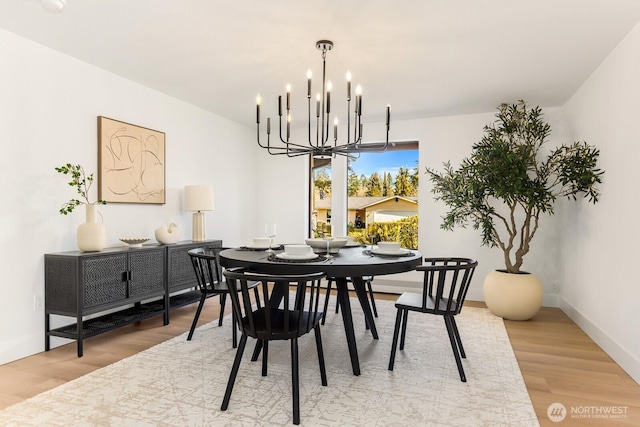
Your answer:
55;163;106;215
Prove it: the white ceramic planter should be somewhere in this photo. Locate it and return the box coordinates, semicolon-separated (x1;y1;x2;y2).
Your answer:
483;269;543;321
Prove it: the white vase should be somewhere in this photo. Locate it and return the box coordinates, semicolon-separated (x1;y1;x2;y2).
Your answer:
77;204;106;252
483;269;543;321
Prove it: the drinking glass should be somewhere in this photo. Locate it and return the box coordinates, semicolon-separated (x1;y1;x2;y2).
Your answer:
369;233;377;251
323;236;334;259
265;223;277;253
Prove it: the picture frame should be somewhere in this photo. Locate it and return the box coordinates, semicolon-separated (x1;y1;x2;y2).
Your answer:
98;116;166;204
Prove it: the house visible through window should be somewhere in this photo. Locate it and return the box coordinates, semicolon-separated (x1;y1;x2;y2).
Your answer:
348;142;419;249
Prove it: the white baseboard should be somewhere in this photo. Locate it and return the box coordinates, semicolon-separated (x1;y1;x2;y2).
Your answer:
559;296;640;385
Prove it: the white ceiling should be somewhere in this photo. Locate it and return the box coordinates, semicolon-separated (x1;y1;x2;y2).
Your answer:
2;0;640;128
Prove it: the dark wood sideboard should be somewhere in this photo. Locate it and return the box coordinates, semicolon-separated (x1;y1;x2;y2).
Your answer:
44;240;222;357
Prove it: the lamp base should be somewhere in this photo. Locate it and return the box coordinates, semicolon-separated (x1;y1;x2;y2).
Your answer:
192;211;206;242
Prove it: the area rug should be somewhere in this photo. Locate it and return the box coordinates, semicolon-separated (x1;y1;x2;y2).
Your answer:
0;299;539;426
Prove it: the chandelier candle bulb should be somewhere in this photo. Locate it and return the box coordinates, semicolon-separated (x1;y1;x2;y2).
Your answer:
286;84;291;110
386;105;390;126
278;95;282;116
256;95;261;123
307;69;312;97
334;118;338;140
326;81;332;113
316;94;321;117
267;117;271;134
346;71;352;100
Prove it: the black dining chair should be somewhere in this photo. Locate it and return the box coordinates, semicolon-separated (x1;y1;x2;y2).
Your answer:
221;267;328;425
187;247;259;346
388;257;478;382
321;276;378;325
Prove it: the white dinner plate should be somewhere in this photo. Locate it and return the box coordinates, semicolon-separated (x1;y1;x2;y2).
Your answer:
371;247;410;256
345;242;362;247
275;252;319;260
247;243;280;249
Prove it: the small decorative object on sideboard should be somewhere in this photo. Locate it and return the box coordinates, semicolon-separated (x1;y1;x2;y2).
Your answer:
55;163;107;252
120;238;150;248
155;223;181;245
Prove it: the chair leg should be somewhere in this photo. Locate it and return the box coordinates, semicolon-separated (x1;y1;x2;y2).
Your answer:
449;316;466;358
262;340;269;377
187;293;207;341
321;279;333;325
221;334;248;411
399;309;409;350
366;280;378;318
291;338;300;425
314;325;328;386
444;316;466;382
218;293;227;327
388;308;403;370
251;339;263;361
231;310;238;348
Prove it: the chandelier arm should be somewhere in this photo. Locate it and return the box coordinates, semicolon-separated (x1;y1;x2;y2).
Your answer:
346;98;351;144
324;111;331;148
307;95;312;147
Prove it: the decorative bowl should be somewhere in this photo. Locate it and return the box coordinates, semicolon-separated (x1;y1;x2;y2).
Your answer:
284;244;312;256
304;238;348;254
120;238;149;248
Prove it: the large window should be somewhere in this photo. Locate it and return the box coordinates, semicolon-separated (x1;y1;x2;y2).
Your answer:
347;142;419;249
309;141;419;247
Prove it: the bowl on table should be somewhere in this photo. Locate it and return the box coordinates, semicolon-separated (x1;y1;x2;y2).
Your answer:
336;236;357;246
304;238;348;254
248;237;272;249
276;244;317;260
376;241;402;252
284;244;312;256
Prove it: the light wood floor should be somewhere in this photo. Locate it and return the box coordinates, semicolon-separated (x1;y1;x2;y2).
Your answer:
1;294;639;426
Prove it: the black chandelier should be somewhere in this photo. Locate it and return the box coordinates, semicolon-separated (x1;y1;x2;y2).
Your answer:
256;40;391;159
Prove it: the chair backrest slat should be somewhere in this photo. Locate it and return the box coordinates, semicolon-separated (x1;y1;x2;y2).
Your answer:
189;247;226;292
417;257;478;315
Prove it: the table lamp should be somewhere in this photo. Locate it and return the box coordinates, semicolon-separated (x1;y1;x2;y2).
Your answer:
184;185;215;242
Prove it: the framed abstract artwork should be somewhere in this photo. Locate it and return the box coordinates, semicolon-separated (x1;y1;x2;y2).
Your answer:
98;116;166;204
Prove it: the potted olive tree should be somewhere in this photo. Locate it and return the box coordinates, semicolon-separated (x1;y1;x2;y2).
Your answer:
426;100;604;320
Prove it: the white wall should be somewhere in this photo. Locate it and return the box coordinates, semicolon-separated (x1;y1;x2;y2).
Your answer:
0;28;257;364
559;21;640;383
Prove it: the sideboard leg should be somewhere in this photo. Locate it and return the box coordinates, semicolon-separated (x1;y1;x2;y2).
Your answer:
45;313;50;351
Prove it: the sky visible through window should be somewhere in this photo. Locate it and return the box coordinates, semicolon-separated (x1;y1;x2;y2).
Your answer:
349;150;418;178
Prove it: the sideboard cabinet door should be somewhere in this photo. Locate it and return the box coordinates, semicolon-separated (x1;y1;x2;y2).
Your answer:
82;254;128;309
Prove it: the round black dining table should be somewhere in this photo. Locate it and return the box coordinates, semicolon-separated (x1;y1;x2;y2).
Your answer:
219;245;422;375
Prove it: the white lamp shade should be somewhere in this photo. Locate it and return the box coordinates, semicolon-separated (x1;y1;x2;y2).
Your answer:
184;185;215;211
